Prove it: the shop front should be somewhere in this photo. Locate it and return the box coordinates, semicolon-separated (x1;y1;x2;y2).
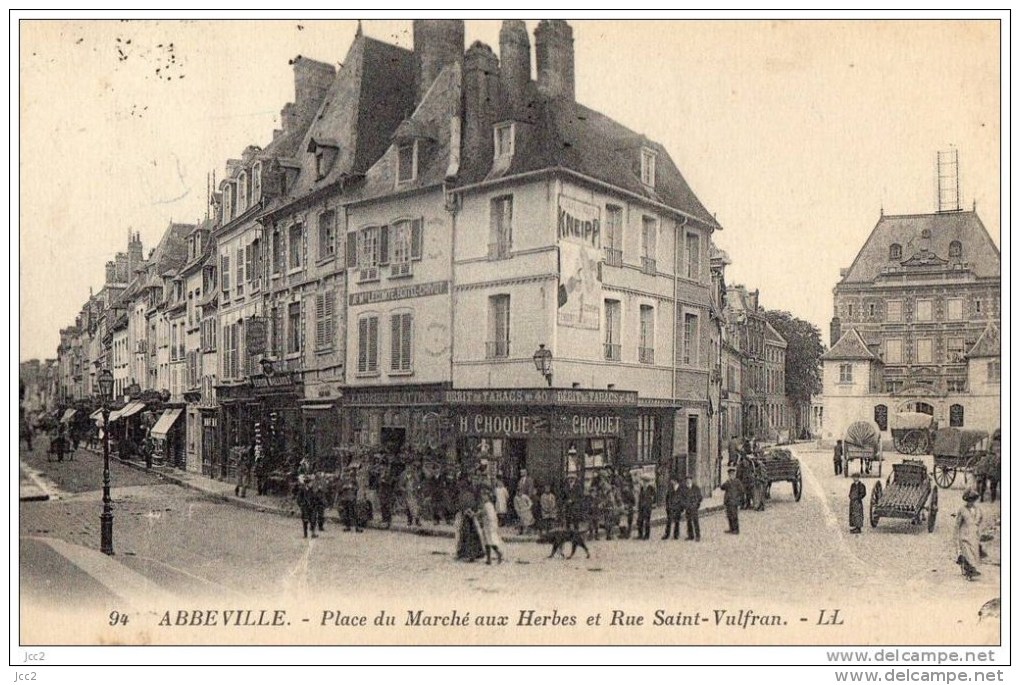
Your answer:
446;388;672;494
343;385;452;459
150;405;185;469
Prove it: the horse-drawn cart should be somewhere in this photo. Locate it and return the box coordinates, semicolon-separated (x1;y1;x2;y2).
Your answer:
931;427;988;489
843;421;883;478
891;411;935;455
869;459;938;532
758;448;803;502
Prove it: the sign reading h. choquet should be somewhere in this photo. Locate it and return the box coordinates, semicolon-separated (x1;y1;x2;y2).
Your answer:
349;280;449;306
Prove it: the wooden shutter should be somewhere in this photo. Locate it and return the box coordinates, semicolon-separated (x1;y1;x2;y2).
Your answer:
410;218;423;260
315;294;325;350
379;225;389;265
245;243;254;284
346;232;358;268
221;254;230;293
358;318;368;373
324;291;335;350
368;317;379;371
401;313;412;370
391;314;401;371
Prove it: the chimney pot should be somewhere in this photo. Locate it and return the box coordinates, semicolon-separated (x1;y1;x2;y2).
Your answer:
413;20;465;103
500;20;531;113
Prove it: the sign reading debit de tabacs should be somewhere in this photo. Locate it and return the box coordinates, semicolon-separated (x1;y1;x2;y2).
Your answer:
557;196;602;330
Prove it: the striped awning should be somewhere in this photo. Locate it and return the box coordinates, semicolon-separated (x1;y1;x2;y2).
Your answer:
110;401;146;422
149;408;183;439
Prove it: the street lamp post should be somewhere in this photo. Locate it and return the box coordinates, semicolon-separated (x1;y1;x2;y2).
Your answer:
533;344;553;387
97;368;115;555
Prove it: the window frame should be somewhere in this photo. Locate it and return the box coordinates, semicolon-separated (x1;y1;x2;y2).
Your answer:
317;210;336;263
915;299;933;322
838;363;853;384
287;301;302;356
288;223;304;272
640;148;657;187
885;338;902;364
886;300;902;323
396;140;419;185
357;313;381;376
915;338;933;364
494;123;515;159
389;310;414;375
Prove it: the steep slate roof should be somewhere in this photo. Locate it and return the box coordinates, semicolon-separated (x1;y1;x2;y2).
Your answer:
822;328;878;361
289;36;415;197
839;210;1000;284
458;86;719;229
357;61;460;202
967;322;1000;359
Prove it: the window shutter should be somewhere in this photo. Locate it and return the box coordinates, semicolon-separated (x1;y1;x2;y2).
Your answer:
346;232;358;268
299;298;307;355
391;314;401;371
246;244;254;284
315;294;325;350
410;218;423;260
358;318;368;373
324;291;335;349
401;313;412;370
221;255;230;293
368;317;379;371
379;225;390;265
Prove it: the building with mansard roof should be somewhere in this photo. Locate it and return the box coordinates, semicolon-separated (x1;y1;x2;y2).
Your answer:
821;208;1000;443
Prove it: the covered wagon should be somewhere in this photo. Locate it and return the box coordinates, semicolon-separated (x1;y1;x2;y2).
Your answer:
931;427;989;488
890;411;935;455
843;421;883;478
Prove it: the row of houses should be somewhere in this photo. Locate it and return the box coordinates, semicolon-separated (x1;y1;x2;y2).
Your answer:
48;20;796;495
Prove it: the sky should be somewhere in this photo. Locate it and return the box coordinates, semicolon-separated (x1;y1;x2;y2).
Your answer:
17;17;1002;361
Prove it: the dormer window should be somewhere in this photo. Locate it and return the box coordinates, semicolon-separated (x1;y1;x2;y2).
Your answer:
889;243;902;260
222;182;234;222
251;162;262;203
494;123;515;159
397;141;418;185
949;240;963;260
308;138;339;181
237;172;248;212
640;148;657;187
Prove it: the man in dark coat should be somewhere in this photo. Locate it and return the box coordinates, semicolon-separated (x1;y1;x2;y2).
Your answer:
562;473;584;531
662;477;684;540
721;467;745;534
636;479;655;540
682;476;703;541
833;440;844;476
338;466;362;532
848;473;866;534
616;469;636;538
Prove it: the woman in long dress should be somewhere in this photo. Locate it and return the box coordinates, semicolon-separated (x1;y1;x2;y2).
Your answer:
454;480;485;562
479;486;505;565
848;473;866;534
956;489;984;580
514;490;534;535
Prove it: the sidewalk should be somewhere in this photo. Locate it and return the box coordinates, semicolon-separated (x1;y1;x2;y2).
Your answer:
87;446;725;542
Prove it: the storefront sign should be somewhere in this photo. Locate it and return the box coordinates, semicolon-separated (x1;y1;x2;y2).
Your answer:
555;413;621;437
346;388;446;406
348;280;449;307
246;318;267;356
456;413;549;437
445;388;638;406
251;372;301;389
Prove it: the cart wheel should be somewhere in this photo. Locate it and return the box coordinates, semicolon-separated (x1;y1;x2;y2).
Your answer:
893;435;906;454
928;486;938;533
933;465;955;489
902;431;920;455
870;481;882;528
793;472;803;502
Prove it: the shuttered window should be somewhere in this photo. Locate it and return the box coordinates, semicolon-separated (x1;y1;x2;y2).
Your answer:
236;246;245;296
315;292;336;351
288;302;302;354
358;315;379;374
390;312;413;373
221;254;230;297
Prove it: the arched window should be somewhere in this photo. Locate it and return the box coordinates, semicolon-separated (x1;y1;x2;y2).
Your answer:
949;240;963;260
889;243;902;260
874;404;888;431
949;404;964;427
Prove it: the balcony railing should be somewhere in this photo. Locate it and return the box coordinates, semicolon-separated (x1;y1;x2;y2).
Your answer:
488;242;512;261
358;266;380;283
641;257;657;275
604;247;623;268
485;340;510;359
604;343;621;361
390;262;413;278
638;346;655;364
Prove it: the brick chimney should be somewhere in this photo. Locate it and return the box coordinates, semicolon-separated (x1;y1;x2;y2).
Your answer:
115;252;128;282
534;20;574;101
413;20;465;103
280;56;335;136
830;317;842;348
500;20;531;112
127;232;143;275
462;41;500;166
105;261;117;285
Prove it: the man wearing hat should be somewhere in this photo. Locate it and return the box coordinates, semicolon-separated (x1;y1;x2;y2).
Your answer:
636;477;655;540
720;466;745;534
682;476;703;541
562;473;584;531
662;477;684;540
848;472;866;534
338;464;362;532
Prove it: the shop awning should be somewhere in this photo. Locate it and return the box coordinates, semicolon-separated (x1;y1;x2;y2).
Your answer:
60;409;77;424
110;401;146;422
149;408;183;439
89;409;104;420
301;404;334;411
